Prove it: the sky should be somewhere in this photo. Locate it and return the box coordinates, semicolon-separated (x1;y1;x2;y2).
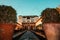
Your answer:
0;0;60;16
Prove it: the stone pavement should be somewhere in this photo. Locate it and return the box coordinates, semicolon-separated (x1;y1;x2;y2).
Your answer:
13;31;26;38
18;31;40;40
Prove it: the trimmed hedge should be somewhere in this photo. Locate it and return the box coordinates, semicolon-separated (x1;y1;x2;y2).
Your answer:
41;8;60;23
0;5;17;24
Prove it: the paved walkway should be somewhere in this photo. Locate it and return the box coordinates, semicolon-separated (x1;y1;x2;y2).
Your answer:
18;31;40;40
13;31;26;38
32;31;45;38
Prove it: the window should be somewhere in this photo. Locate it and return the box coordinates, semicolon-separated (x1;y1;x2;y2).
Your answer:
27;17;30;19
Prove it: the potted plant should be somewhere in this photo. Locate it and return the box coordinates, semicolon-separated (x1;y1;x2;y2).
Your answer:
0;5;17;40
41;8;60;40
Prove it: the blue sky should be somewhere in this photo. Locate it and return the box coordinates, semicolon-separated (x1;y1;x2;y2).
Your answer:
0;0;60;16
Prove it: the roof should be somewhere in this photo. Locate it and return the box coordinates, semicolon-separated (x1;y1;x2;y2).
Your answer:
22;15;38;18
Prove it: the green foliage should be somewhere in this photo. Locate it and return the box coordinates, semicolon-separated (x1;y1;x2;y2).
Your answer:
0;5;17;24
41;8;60;23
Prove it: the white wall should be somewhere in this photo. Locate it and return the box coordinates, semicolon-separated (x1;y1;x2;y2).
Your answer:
35;18;42;26
17;16;22;25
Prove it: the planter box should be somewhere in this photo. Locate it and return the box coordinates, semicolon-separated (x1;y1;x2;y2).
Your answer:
43;23;60;40
0;23;15;40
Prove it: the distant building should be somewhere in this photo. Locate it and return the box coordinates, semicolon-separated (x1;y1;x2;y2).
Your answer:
56;7;60;13
35;17;42;30
15;22;22;30
35;17;42;26
17;15;39;30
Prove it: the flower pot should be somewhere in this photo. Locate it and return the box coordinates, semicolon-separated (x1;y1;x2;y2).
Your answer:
0;23;15;40
43;23;60;40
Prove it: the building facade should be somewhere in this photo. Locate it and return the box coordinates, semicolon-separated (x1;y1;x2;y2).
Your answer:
17;15;39;30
